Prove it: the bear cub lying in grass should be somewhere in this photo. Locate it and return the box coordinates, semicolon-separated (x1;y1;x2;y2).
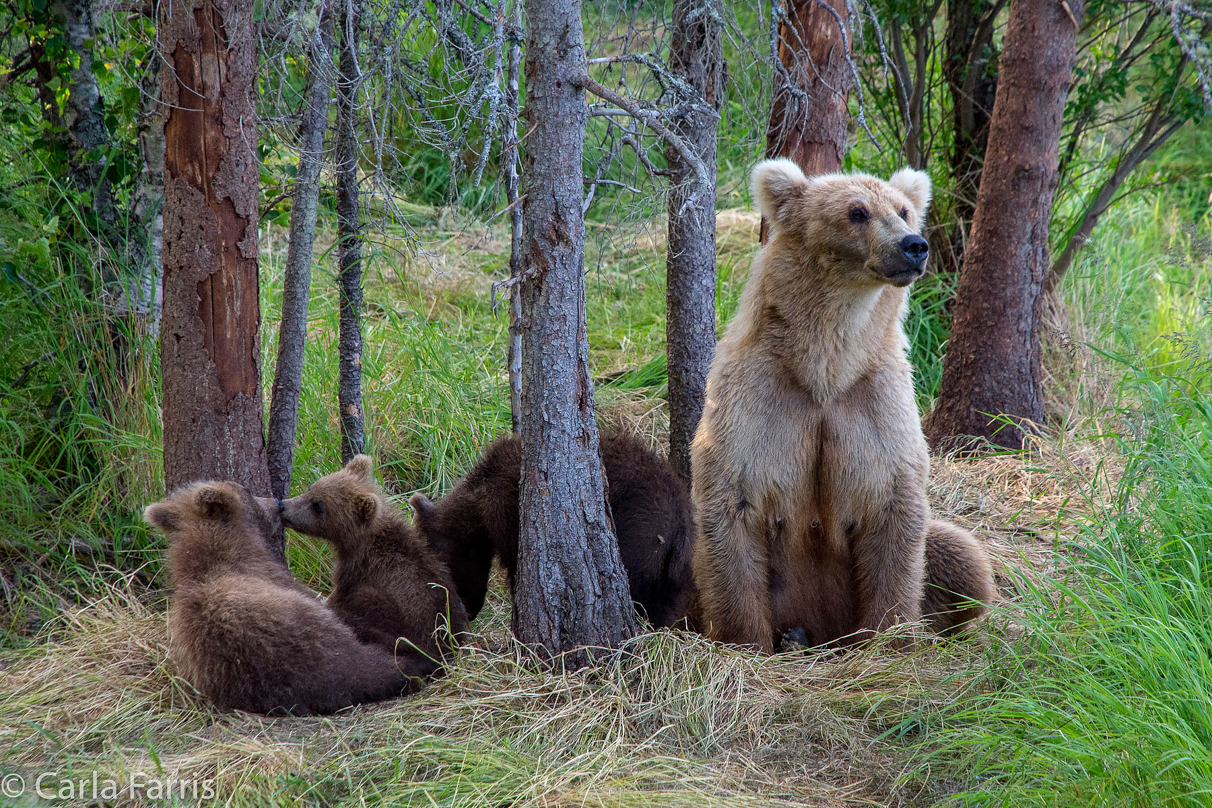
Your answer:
281;455;469;670
145;481;422;716
410;432;698;628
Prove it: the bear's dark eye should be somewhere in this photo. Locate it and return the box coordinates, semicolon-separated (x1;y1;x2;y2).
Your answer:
898;207;909;221
848;206;870;224
311;500;326;516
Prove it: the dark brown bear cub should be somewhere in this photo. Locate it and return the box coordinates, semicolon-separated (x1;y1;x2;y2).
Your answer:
280;455;469;669
145;481;421;716
410;432;698;628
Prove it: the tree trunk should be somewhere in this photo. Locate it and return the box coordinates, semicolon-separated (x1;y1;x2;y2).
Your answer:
939;0;1002;275
925;0;1084;452
159;0;272;507
665;0;721;485
124;46;165;331
889;9;933;171
513;0;638;668
503;0;523;434
761;0;852;242
335;0;365;463
267;12;334;499
53;0;116;236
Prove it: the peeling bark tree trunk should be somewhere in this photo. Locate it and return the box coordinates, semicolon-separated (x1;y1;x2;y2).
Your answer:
925;0;1084;452
513;0;638;667
665;0;721;485
335;0;365;463
267;12;334;499
158;0;272;516
761;0;852;242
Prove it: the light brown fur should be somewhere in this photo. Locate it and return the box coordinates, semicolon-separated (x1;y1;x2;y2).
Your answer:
145;482;420;716
691;159;994;653
280;456;469;670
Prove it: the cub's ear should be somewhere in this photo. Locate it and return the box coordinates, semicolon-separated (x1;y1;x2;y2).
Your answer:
143;502;180;533
354;492;379;524
410;493;436;520
345;454;373;482
195;485;239;522
889;168;931;222
751;158;810;227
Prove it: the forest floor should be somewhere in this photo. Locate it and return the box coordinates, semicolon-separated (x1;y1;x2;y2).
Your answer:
0;440;1100;807
0;197;1184;806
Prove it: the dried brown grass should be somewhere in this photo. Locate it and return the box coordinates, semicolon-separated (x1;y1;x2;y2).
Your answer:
0;432;1099;807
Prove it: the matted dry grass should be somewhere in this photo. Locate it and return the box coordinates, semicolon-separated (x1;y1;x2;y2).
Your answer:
0;441;1101;807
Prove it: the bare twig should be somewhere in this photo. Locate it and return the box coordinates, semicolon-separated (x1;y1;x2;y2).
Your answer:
572;72;711;214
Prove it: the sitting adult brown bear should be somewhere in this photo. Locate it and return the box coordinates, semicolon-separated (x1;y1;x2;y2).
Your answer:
280;455;469;669
691;159;994;653
145;481;423;715
410;432;698;628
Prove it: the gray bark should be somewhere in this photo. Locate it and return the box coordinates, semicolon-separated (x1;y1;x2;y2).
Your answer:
665;0;722;485
939;0;1003;274
124;48;165;331
335;0;365;463
159;0;272;512
504;0;523;434
513;0;638;668
268;12;335;499
53;0;116;235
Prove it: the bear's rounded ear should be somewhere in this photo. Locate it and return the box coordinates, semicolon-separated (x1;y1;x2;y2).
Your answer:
354;492;379;524
751;158;810;227
195;486;238;522
889;168;931;223
410;493;436;520
143;502;180;534
346;454;373;482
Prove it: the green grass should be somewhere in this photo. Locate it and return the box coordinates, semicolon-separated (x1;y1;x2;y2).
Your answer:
3;101;1212;805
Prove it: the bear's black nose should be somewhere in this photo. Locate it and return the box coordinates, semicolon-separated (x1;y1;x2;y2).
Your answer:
276;499;285;513
900;234;929;267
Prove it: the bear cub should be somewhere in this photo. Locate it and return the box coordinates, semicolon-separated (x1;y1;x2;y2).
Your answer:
410;431;698;628
145;481;421;716
281;455;470;670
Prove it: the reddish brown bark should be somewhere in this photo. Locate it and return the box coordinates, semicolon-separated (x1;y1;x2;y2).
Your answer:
925;0;1085;452
159;0;271;533
761;0;852;242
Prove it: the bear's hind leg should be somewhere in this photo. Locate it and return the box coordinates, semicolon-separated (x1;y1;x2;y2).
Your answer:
922;520;994;636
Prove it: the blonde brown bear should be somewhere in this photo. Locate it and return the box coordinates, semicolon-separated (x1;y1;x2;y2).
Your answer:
691;159;994;653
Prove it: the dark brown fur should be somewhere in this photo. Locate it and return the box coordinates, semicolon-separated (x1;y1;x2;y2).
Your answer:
280;456;469;670
145;482;421;716
410;432;698;628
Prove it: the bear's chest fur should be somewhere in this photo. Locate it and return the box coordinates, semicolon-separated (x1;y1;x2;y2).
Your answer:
712;349;928;645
